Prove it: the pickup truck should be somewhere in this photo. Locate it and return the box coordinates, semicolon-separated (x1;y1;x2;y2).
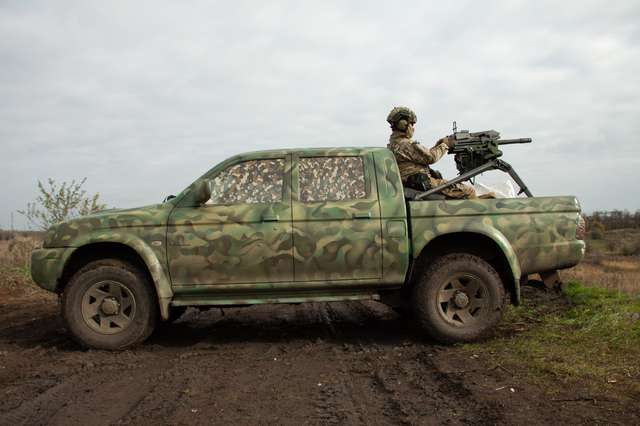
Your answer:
31;147;586;350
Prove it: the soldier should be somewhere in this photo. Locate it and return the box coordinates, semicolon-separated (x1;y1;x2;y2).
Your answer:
386;106;477;199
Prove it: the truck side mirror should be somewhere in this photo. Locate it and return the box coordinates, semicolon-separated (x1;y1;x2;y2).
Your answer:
193;180;211;205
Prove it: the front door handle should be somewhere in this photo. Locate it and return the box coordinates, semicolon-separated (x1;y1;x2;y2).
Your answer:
169;235;189;247
262;214;280;222
352;212;372;219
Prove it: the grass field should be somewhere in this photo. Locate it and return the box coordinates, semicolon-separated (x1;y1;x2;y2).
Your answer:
466;283;640;402
466;227;640;401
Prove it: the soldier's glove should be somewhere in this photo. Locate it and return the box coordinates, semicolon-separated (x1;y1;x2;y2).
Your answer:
440;135;457;149
430;168;443;179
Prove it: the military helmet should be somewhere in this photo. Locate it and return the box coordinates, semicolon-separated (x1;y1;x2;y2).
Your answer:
386;106;417;132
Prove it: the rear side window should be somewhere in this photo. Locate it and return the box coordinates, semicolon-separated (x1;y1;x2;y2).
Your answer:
299;156;366;202
209;159;285;204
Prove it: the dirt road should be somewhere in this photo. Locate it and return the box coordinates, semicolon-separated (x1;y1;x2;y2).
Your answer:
0;289;628;425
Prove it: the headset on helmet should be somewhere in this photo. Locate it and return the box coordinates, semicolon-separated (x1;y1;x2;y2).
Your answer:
386;106;417;132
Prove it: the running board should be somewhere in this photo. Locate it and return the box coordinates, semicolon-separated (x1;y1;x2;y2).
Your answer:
171;290;380;307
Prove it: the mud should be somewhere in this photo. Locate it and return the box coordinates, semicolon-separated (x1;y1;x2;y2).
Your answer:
0;288;631;425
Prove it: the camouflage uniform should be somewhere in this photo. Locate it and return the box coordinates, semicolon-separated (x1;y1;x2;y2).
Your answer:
386;107;476;199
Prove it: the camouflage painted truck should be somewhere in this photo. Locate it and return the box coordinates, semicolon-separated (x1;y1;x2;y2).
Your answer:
30;148;586;350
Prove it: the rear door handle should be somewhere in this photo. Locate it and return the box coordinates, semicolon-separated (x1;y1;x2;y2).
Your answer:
262;214;280;222
352;212;372;219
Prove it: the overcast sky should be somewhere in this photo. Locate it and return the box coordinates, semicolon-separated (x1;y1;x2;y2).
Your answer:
1;1;639;229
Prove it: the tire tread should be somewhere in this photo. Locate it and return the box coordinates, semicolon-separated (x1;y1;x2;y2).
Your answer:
62;259;157;350
412;253;505;344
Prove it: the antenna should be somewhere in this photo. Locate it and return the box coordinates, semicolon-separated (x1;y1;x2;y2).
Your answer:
452;121;457;133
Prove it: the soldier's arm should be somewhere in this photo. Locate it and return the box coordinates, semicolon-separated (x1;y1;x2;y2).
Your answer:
410;139;449;165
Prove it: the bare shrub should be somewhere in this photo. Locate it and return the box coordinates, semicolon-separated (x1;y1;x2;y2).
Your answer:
18;178;106;230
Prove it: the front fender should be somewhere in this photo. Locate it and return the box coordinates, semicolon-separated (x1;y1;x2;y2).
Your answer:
68;231;173;319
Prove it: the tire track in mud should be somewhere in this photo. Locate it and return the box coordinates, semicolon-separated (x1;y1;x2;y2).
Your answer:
0;300;504;425
121;305;334;425
417;352;503;424
0;380;72;425
307;301;504;425
0;350;179;426
309;301;420;426
367;349;504;425
0;303;218;426
321;302;402;425
311;303;370;425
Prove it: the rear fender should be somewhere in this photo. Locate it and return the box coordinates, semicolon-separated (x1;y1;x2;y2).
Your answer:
412;224;522;303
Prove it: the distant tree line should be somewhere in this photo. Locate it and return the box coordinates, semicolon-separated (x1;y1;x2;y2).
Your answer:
586;210;640;231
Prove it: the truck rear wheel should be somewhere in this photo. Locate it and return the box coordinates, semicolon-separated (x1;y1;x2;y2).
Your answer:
412;254;505;343
62;259;157;350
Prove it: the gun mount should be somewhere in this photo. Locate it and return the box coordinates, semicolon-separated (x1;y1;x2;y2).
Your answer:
415;122;533;200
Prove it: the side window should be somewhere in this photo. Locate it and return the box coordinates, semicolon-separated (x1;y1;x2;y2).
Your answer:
209;159;285;204
299;156;367;202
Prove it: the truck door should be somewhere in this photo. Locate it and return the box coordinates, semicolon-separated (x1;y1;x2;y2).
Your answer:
292;153;382;282
167;156;294;286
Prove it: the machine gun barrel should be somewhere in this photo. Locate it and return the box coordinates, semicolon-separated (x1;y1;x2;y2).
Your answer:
497;138;532;145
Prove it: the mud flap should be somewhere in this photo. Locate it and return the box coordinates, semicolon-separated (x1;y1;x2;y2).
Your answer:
159;296;171;320
539;270;562;290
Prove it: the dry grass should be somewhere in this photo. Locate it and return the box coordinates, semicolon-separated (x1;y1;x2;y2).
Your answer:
0;235;45;297
0;237;41;270
562;256;640;295
561;227;640;295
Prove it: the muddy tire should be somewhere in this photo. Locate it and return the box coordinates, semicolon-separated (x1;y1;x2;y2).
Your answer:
412;254;505;344
62;259;157;350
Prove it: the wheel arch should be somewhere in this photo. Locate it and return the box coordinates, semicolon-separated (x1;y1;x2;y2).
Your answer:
411;231;522;305
59;240;173;319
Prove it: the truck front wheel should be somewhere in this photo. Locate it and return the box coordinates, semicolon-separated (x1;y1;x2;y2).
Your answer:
412;254;505;343
62;259;157;350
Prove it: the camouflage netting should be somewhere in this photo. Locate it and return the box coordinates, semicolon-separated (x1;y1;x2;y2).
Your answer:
209;159;285;204
299;156;366;202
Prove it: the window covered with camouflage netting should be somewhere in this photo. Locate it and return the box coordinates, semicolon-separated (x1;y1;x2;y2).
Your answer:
299;156;366;202
209;159;285;204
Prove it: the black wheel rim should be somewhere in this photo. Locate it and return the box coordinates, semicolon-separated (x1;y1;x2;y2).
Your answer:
81;280;137;335
436;272;490;327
